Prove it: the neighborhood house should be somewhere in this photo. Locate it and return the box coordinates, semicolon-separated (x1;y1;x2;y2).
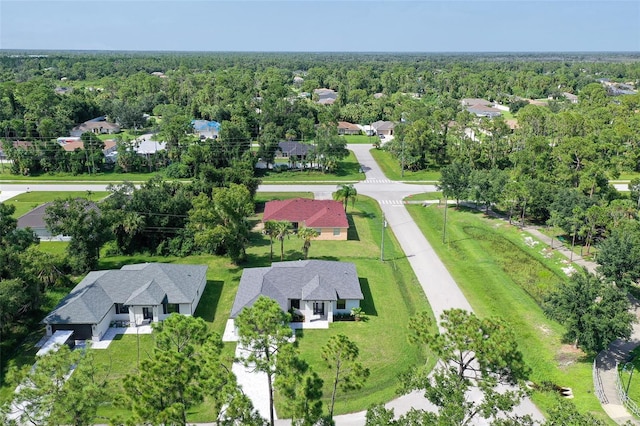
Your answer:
70;116;120;137
42;263;207;342
263;198;349;240
230;260;363;324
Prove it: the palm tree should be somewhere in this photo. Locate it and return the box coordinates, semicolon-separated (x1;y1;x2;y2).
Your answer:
297;227;319;259
334;184;358;212
274;220;292;261
264;220;278;261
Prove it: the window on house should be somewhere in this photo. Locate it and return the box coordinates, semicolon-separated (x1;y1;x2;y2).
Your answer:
163;303;179;314
115;303;129;314
315;228;322;235
333;228;341;236
291;299;300;309
337;300;346;310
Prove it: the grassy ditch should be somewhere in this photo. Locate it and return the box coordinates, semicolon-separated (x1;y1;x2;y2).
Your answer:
406;204;612;424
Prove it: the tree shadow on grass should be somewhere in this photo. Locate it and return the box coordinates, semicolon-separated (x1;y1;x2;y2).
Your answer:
352;210;376;220
194;280;224;323
359;278;377;316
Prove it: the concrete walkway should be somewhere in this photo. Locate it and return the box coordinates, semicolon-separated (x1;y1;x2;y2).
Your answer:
467;203;640;425
521;226;640;424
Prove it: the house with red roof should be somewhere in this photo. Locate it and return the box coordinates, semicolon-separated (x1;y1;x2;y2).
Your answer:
262;198;349;240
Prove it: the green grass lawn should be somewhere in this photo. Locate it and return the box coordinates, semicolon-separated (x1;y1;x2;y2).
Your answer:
55;195;432;423
0;170;159;182
369;148;441;181
342;134;378;144
614;172;640;182
404;192;443;202
406;204;613;424
259;150;364;182
3;191;110;217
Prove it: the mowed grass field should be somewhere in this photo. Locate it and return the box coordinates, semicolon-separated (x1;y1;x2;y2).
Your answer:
370;148;441;182
406;204;614;424
64;195;433;422
259;150;364;182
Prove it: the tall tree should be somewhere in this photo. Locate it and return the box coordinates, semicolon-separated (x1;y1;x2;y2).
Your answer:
275;344;324;426
321;333;370;420
596;222;640;286
5;344;109;426
45;197;111;273
333;184;358;212
273;220;292;261
438;161;472;206
124;315;251;425
393;309;530;425
297;227;319;259
545;270;634;354
188;183;254;262
235;296;293;426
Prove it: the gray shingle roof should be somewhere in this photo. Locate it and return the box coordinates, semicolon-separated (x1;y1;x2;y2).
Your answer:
125;280;167;305
230;260;362;318
43;263;207;325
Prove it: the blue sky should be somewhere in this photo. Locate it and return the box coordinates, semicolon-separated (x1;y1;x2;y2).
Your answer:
1;1;639;52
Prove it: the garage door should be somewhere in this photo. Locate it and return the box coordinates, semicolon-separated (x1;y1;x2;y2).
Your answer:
51;324;92;340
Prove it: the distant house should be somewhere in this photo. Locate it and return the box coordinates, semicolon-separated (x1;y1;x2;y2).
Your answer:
70;117;120;137
461;98;502;118
461;98;492;107
192;120;221;139
42;263;208;342
263;198;349;240
466;104;502;118
371;120;395;136
314;88;337;105
337;121;361;135
17;200;99;239
229;260;363;325
0;141;34;160
57;138;118;157
562;92;579;103
54;87;73;95
276;141;313;159
133;135;167;155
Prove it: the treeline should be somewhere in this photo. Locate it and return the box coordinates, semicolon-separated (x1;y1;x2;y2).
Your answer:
1;52;639;157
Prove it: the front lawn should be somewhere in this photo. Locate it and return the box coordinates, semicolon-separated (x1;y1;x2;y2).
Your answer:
342;134;377;144
259;150;364;182
370;148;441;181
406;204;612;423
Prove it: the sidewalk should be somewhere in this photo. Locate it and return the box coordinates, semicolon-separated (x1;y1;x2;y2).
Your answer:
505;216;640;424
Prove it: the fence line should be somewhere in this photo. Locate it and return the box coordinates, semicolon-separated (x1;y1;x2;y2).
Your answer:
594;356;609;404
616;362;640;418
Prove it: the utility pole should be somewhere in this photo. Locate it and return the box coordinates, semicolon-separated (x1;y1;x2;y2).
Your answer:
380;212;386;262
443;196;448;244
401;138;405;178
